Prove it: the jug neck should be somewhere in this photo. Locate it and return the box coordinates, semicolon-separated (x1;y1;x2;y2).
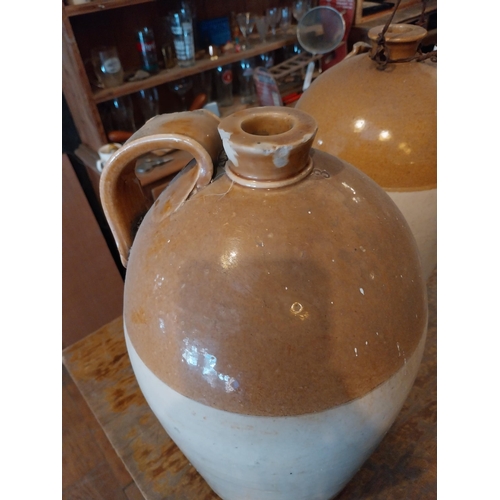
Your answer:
368;23;427;61
218;107;317;189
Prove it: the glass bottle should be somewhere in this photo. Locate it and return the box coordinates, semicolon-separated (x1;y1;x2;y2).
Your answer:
168;3;195;68
136;27;159;74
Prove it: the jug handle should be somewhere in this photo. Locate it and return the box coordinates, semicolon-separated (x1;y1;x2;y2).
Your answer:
345;41;371;59
100;132;216;268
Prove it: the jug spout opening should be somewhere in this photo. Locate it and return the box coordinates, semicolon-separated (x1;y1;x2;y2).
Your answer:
240;114;295;136
218;107;318;189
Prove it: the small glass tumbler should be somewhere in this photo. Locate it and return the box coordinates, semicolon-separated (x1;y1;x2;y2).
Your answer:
257;51;274;69
237;59;256;104
214;65;234;107
255;15;269;43
91;46;124;88
168;77;193;110
280;7;292;34
137;87;160;124
109;95;136;132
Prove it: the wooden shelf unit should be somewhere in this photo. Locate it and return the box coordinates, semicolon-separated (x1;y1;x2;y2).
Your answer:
63;0;437;156
62;0;298;153
93;34;298;103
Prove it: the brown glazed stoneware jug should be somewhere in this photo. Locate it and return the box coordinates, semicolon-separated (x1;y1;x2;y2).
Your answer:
296;24;437;280
100;107;427;500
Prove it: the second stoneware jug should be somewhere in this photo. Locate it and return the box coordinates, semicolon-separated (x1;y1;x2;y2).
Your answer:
100;107;427;499
296;24;437;280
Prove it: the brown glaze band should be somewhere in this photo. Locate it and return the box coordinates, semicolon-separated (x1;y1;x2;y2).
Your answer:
124;148;428;417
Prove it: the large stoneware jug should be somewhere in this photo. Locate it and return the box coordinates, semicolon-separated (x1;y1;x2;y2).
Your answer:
100;106;427;499
296;24;437;280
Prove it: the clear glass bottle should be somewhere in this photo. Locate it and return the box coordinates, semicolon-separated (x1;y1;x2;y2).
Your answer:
168;3;195;68
136;27;159;74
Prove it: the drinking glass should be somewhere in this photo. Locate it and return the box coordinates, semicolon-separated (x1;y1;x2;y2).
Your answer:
236;12;256;49
237;58;256;104
193;71;213;103
266;7;281;38
257;51;274;69
280;7;292;34
168;78;193;110
214;65;234;107
109;95;136;132
254;15;269;43
91;46;124;88
137;87;160;124
292;0;311;22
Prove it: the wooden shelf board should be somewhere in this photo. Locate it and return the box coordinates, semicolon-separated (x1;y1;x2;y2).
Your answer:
354;0;436;29
64;0;154;17
75;143;100;171
93;34;298;104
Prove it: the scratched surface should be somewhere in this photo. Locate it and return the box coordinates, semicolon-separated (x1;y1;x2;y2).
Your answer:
62;270;436;500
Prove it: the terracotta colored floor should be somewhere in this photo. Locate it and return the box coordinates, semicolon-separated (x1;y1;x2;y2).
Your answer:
62;365;143;500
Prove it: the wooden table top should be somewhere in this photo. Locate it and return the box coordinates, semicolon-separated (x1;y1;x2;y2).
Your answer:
62;270;437;500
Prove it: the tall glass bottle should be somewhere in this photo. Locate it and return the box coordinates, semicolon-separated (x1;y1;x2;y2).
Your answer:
136;27;159;74
169;2;195;68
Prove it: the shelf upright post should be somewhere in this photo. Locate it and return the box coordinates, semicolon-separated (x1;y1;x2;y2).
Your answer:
62;8;108;151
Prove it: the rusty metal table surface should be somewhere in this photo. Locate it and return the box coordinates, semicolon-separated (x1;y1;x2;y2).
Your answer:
62;270;437;500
